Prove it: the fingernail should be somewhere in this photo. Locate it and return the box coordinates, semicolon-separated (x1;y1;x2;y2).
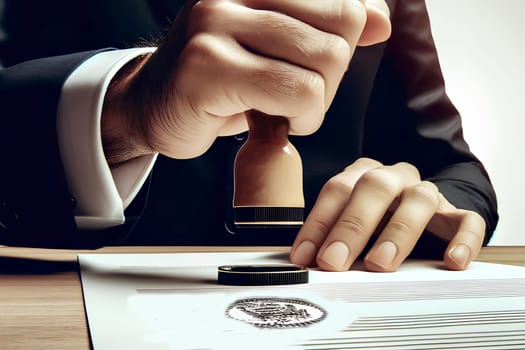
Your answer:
291;240;317;266
318;241;350;270
366;241;398;270
449;244;471;269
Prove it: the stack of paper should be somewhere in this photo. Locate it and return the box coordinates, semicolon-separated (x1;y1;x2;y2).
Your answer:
79;252;525;349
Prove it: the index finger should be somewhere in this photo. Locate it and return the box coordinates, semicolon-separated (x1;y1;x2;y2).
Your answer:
239;0;390;47
290;158;382;266
315;162;420;271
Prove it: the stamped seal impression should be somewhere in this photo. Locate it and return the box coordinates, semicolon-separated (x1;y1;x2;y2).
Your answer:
226;297;327;328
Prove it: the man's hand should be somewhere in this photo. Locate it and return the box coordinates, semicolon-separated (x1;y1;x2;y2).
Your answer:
290;158;486;272
101;0;391;164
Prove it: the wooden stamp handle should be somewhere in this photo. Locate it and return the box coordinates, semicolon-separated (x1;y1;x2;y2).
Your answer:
233;111;304;228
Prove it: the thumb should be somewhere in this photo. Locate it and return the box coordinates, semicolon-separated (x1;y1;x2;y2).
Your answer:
358;0;392;46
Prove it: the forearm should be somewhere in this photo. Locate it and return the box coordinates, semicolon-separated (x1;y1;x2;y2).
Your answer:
101;53;156;167
363;0;498;246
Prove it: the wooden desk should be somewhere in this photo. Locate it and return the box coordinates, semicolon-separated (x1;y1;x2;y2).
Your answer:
0;246;524;350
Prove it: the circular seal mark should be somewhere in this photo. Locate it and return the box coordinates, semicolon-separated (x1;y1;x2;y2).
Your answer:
226;297;327;328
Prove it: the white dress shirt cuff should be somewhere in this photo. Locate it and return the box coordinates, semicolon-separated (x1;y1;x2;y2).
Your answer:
57;48;158;230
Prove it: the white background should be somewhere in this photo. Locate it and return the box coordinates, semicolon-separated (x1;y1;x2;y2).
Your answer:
425;0;525;245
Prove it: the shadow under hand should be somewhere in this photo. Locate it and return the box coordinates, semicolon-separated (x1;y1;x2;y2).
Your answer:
81;263;218;286
0;256;79;275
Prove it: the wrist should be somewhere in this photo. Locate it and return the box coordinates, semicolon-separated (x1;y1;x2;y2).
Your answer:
101;53;155;167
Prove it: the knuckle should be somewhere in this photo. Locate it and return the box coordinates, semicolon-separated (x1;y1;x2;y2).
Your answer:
344;157;383;172
182;33;220;69
251;65;324;133
468;210;485;225
337;0;367;32
462;228;485;244
289;71;325;134
318;34;351;67
322;175;354;196
190;0;227;31
256;11;293;33
404;182;439;207
395;162;420;179
465;211;487;239
297;70;325;102
386;220;412;236
259;65;324;104
357;169;399;198
309;217;332;236
190;2;213;32
338;215;368;238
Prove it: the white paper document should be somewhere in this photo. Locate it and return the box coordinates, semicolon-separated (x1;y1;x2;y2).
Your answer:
79;252;525;350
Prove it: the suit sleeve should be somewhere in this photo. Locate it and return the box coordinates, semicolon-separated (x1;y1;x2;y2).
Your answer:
57;48;157;230
0;51;151;248
363;0;499;252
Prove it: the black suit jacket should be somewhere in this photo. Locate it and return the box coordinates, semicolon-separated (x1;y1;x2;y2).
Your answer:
0;0;499;252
